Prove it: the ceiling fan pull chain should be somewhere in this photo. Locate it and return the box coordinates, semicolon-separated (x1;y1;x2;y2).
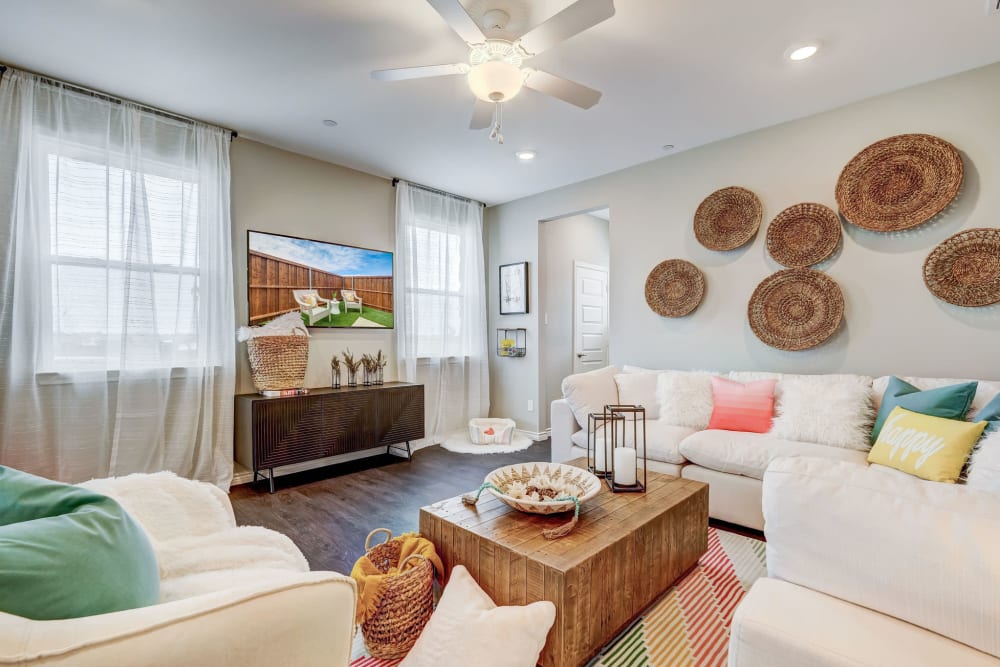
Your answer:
489;102;504;144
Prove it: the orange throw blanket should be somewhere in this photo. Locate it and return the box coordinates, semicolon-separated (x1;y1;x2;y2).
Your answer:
350;533;444;624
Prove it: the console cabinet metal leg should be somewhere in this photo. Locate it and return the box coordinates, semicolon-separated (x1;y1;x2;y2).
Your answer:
235;382;424;492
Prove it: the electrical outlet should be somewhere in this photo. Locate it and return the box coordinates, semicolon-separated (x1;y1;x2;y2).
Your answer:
527;399;534;412
989;0;1000;15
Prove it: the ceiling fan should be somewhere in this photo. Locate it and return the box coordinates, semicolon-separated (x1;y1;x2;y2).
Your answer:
371;0;615;144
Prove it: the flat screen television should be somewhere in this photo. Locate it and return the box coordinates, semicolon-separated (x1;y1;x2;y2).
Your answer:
247;230;394;329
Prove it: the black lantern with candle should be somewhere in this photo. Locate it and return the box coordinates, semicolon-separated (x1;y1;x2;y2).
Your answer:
604;404;647;493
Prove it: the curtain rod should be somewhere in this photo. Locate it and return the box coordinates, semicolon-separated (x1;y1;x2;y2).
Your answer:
0;63;238;140
392;178;485;207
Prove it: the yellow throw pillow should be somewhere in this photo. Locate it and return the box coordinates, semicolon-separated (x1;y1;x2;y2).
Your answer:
301;294;317;307
868;406;987;483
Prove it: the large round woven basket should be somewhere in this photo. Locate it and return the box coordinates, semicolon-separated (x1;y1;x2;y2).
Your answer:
766;203;842;268
482;463;602;515
645;259;706;317
748;269;845;351
694;186;763;251
923;228;1000;307
246;328;309;391
836;133;963;232
359;529;436;660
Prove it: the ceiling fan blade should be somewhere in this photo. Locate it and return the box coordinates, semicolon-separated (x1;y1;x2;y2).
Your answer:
426;0;486;45
525;70;602;109
469;99;494;129
517;0;615;55
371;63;468;81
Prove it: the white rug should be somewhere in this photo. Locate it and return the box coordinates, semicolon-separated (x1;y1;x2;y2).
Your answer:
441;430;535;455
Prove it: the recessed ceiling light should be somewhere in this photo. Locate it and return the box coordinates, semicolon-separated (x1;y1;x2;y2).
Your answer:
322;119;338;127
788;44;819;61
515;149;537;161
662;144;675;151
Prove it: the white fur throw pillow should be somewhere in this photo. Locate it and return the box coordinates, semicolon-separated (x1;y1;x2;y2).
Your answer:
399;565;556;667
614;373;660;419
657;372;715;429
966;430;1000;491
770;377;875;450
561;365;619;429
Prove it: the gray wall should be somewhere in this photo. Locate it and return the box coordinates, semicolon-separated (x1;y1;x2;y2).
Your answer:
230;139;397;395
538;214;610;431
486;62;1000;435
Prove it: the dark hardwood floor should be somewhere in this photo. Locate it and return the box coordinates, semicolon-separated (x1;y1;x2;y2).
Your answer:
229;440;551;574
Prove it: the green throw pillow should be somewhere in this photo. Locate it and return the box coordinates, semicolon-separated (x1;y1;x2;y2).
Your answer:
0;466;160;620
974;393;1000;434
871;377;979;443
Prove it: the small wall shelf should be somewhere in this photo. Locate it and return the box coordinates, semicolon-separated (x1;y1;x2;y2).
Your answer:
497;328;526;357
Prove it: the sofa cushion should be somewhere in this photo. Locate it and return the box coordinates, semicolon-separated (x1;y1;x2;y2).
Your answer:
614;372;660;419
571;419;694;465
974;394;1000;434
707;377;776;433
729;371;875;400
868;407;986;483
0;466;160;620
871;377;978;443
873;375;1000;417
561;365;619;429
968;430;1000;491
657;371;716;429
678;430;868;480
770;376;875;450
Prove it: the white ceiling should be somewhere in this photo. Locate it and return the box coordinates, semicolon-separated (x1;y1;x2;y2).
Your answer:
2;1;999;205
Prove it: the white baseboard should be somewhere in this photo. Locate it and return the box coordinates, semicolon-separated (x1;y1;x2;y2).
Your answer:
516;428;551;442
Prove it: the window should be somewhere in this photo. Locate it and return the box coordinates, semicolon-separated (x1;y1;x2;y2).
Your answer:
40;146;204;372
406;219;467;358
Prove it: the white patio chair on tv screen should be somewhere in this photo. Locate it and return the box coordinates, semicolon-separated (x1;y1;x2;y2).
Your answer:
341;289;363;313
293;289;336;326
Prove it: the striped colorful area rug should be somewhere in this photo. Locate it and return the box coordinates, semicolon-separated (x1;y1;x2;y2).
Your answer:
350;527;766;667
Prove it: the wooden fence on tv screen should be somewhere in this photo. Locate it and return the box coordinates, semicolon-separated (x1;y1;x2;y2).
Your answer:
248;250;393;324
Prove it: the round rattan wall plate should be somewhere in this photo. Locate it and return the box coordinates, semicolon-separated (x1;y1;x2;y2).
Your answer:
748;269;845;351
835;133;963;232
693;186;763;251
766;203;842;268
923;228;1000;307
645;259;705;317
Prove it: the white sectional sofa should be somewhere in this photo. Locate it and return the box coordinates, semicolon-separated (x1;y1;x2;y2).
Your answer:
551;365;1000;530
729;456;1000;666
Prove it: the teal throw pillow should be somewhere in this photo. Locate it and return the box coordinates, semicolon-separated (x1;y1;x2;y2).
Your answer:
0;466;160;620
973;393;1000;434
871;377;979;443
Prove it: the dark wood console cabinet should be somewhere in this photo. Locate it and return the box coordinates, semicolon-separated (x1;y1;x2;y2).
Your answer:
235;382;424;492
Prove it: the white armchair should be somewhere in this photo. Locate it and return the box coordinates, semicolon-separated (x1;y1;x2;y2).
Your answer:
341;289;363;313
0;473;357;666
293;289;337;326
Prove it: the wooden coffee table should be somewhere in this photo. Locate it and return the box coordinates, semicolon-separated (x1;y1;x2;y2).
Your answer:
419;459;708;667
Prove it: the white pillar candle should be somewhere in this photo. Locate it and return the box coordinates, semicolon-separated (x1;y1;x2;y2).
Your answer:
593;440;608;472
613;448;637;486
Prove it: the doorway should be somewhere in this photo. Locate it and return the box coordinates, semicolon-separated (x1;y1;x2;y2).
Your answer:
538;208;610;432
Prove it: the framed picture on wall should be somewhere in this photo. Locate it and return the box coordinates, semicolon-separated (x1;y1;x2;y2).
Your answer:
499;262;529;315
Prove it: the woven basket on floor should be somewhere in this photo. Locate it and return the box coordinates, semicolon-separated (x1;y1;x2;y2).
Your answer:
835;133;963;232
694;186;763;251
766;203;842;268
359;529;436;660
923;228;1000;307
246;327;309;391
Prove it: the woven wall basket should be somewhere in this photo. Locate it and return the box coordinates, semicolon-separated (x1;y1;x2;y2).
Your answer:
923;228;1000;307
766;203;842;268
645;259;706;317
693;186;763;251
835;133;963;232
748;269;845;351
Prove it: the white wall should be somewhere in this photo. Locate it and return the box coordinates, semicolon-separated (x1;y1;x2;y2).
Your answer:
538;214;610;432
486;62;1000;435
230;139;397;395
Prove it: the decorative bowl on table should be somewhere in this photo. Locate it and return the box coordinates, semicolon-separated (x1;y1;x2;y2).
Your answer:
481;462;602;515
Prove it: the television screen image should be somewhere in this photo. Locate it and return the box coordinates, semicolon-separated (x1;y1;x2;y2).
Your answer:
247;231;393;329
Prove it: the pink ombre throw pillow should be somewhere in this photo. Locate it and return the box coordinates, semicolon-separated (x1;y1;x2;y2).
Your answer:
707;377;776;433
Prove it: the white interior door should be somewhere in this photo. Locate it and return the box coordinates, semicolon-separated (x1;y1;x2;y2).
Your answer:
573;262;609;374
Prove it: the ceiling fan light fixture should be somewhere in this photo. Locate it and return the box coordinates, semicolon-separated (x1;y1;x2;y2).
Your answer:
468;60;525;103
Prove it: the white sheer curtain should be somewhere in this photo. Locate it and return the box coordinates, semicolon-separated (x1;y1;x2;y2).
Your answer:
0;69;236;488
395;181;489;443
